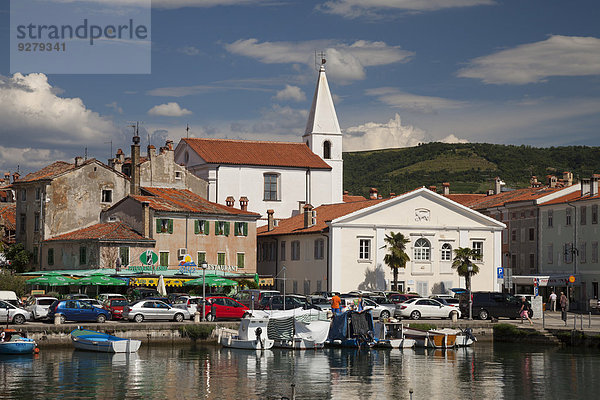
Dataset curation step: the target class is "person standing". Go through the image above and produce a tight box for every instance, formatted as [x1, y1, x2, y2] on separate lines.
[331, 293, 341, 316]
[520, 297, 533, 325]
[560, 292, 568, 325]
[549, 291, 557, 312]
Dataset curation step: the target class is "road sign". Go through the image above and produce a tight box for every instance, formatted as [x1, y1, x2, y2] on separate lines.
[139, 250, 158, 266]
[534, 286, 539, 296]
[497, 267, 504, 279]
[569, 275, 576, 283]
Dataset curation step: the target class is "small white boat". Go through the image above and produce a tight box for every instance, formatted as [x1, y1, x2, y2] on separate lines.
[373, 322, 416, 349]
[403, 327, 457, 349]
[70, 329, 141, 353]
[431, 328, 477, 347]
[219, 317, 274, 350]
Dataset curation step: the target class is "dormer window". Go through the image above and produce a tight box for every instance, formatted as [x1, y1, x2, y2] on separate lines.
[175, 171, 182, 180]
[323, 141, 331, 159]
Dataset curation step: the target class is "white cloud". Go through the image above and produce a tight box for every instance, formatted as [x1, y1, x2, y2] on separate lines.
[440, 134, 469, 144]
[366, 87, 466, 112]
[225, 39, 413, 81]
[275, 85, 306, 102]
[0, 146, 69, 171]
[178, 46, 202, 56]
[0, 73, 115, 148]
[344, 114, 426, 151]
[106, 101, 124, 114]
[318, 0, 494, 18]
[458, 35, 600, 84]
[148, 102, 193, 117]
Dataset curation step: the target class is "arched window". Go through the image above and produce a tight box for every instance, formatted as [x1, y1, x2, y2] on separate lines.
[441, 243, 452, 261]
[323, 141, 331, 159]
[414, 238, 431, 261]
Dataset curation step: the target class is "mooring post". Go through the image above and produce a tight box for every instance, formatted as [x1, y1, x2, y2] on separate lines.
[589, 312, 592, 329]
[580, 313, 583, 330]
[574, 312, 576, 330]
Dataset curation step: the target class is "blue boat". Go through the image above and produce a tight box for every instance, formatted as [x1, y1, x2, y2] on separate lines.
[0, 329, 37, 355]
[325, 310, 377, 348]
[70, 328, 141, 353]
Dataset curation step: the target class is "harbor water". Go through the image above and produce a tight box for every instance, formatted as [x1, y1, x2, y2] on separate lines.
[1, 343, 598, 399]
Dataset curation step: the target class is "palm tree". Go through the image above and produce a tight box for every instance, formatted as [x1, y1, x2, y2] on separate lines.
[383, 232, 410, 292]
[452, 247, 479, 291]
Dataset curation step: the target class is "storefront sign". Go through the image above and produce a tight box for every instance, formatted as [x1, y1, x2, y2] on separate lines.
[127, 265, 168, 272]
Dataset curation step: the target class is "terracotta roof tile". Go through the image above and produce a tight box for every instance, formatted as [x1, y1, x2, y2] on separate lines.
[182, 138, 332, 169]
[258, 198, 388, 236]
[465, 186, 569, 209]
[0, 204, 16, 230]
[343, 194, 367, 203]
[135, 187, 261, 217]
[444, 194, 487, 207]
[541, 191, 600, 206]
[46, 222, 150, 242]
[16, 161, 75, 183]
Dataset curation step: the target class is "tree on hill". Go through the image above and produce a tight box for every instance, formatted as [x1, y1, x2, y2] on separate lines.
[452, 247, 479, 292]
[383, 232, 410, 292]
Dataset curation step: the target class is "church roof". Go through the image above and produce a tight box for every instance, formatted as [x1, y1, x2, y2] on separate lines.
[181, 138, 332, 170]
[304, 65, 342, 137]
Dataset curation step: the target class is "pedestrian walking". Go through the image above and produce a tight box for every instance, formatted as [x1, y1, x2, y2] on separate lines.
[549, 291, 557, 312]
[560, 292, 568, 325]
[519, 297, 533, 325]
[331, 293, 341, 316]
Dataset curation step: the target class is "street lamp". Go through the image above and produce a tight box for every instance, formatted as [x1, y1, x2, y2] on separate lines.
[467, 261, 473, 320]
[201, 260, 208, 321]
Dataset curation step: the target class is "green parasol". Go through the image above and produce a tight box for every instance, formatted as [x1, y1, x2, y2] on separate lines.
[26, 274, 77, 286]
[73, 272, 127, 286]
[184, 275, 239, 287]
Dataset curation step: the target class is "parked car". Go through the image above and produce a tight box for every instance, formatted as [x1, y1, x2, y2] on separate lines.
[0, 291, 23, 307]
[47, 299, 112, 323]
[366, 297, 397, 319]
[204, 296, 249, 321]
[123, 300, 190, 322]
[98, 293, 127, 303]
[168, 292, 189, 304]
[234, 289, 280, 309]
[80, 299, 103, 308]
[173, 296, 204, 317]
[25, 295, 58, 320]
[308, 291, 340, 302]
[66, 293, 91, 300]
[460, 291, 529, 320]
[103, 298, 129, 320]
[431, 296, 460, 308]
[0, 300, 32, 324]
[260, 295, 320, 311]
[126, 287, 160, 301]
[394, 298, 461, 320]
[388, 293, 420, 304]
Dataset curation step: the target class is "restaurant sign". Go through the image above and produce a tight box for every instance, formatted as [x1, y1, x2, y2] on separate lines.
[127, 265, 168, 272]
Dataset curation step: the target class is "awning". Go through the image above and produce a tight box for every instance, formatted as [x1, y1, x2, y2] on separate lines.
[184, 275, 239, 287]
[129, 277, 194, 287]
[512, 274, 581, 286]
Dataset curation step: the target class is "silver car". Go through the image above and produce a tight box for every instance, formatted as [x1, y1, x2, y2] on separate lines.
[26, 296, 58, 320]
[123, 299, 190, 323]
[0, 300, 32, 324]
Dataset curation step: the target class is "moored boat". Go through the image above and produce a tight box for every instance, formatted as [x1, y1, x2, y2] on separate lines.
[403, 327, 457, 349]
[0, 329, 37, 355]
[373, 322, 416, 349]
[431, 328, 477, 347]
[219, 317, 274, 350]
[325, 310, 377, 348]
[70, 328, 141, 353]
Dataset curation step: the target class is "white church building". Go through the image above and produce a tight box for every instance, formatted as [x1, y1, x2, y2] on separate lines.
[174, 63, 343, 224]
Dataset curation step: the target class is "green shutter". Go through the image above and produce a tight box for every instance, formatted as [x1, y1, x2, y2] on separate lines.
[243, 222, 248, 236]
[215, 221, 220, 235]
[204, 220, 210, 235]
[194, 220, 200, 234]
[234, 222, 239, 236]
[156, 219, 161, 233]
[224, 222, 230, 236]
[168, 219, 173, 234]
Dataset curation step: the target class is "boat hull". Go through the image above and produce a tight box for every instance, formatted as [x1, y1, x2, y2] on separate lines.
[70, 329, 141, 353]
[220, 335, 274, 350]
[273, 338, 324, 350]
[0, 341, 36, 355]
[375, 338, 416, 349]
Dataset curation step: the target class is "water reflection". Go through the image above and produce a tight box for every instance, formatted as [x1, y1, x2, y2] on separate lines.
[0, 343, 599, 399]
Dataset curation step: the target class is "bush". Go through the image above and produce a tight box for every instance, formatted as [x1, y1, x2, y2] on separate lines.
[0, 271, 28, 297]
[179, 325, 214, 340]
[408, 323, 438, 331]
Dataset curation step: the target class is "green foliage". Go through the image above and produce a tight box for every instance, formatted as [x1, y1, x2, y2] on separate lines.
[0, 272, 27, 297]
[343, 143, 600, 197]
[238, 279, 258, 290]
[452, 247, 479, 291]
[179, 325, 214, 340]
[4, 243, 32, 273]
[493, 323, 544, 338]
[383, 232, 410, 291]
[408, 323, 438, 331]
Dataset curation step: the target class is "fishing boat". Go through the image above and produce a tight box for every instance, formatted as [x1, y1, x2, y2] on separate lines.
[373, 322, 416, 349]
[70, 328, 141, 353]
[219, 317, 274, 350]
[0, 329, 37, 355]
[325, 310, 377, 348]
[431, 328, 477, 347]
[403, 327, 457, 349]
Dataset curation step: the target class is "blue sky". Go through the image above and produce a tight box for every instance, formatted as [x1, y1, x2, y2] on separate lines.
[1, 0, 599, 173]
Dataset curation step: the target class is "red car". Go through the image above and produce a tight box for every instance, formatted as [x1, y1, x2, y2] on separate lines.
[204, 296, 248, 321]
[388, 294, 420, 304]
[103, 298, 129, 320]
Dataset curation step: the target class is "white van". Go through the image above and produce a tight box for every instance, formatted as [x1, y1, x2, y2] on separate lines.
[0, 291, 21, 307]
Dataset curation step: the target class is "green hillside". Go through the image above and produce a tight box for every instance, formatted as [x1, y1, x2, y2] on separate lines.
[343, 143, 600, 197]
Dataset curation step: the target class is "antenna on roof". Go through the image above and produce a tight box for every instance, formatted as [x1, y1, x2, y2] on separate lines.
[84, 147, 88, 160]
[128, 121, 142, 145]
[104, 140, 113, 160]
[186, 124, 190, 138]
[315, 51, 326, 71]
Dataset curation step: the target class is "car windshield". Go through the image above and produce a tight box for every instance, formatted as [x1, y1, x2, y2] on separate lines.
[38, 299, 56, 306]
[174, 297, 189, 304]
[403, 298, 418, 304]
[111, 300, 128, 306]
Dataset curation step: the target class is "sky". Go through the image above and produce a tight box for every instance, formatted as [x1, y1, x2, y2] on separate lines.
[1, 0, 599, 174]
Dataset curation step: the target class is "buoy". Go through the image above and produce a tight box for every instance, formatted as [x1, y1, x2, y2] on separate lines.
[34, 347, 40, 354]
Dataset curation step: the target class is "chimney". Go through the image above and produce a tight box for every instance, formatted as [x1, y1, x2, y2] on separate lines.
[547, 175, 557, 188]
[12, 172, 20, 183]
[130, 134, 141, 195]
[563, 171, 573, 186]
[267, 209, 275, 231]
[239, 196, 248, 211]
[343, 190, 349, 195]
[369, 188, 378, 200]
[142, 201, 150, 238]
[4, 172, 10, 185]
[303, 204, 314, 228]
[429, 185, 437, 193]
[581, 178, 590, 197]
[530, 176, 540, 188]
[494, 177, 505, 195]
[74, 156, 83, 167]
[225, 196, 235, 207]
[389, 192, 396, 198]
[166, 140, 174, 151]
[147, 145, 156, 160]
[591, 174, 600, 197]
[442, 182, 450, 195]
